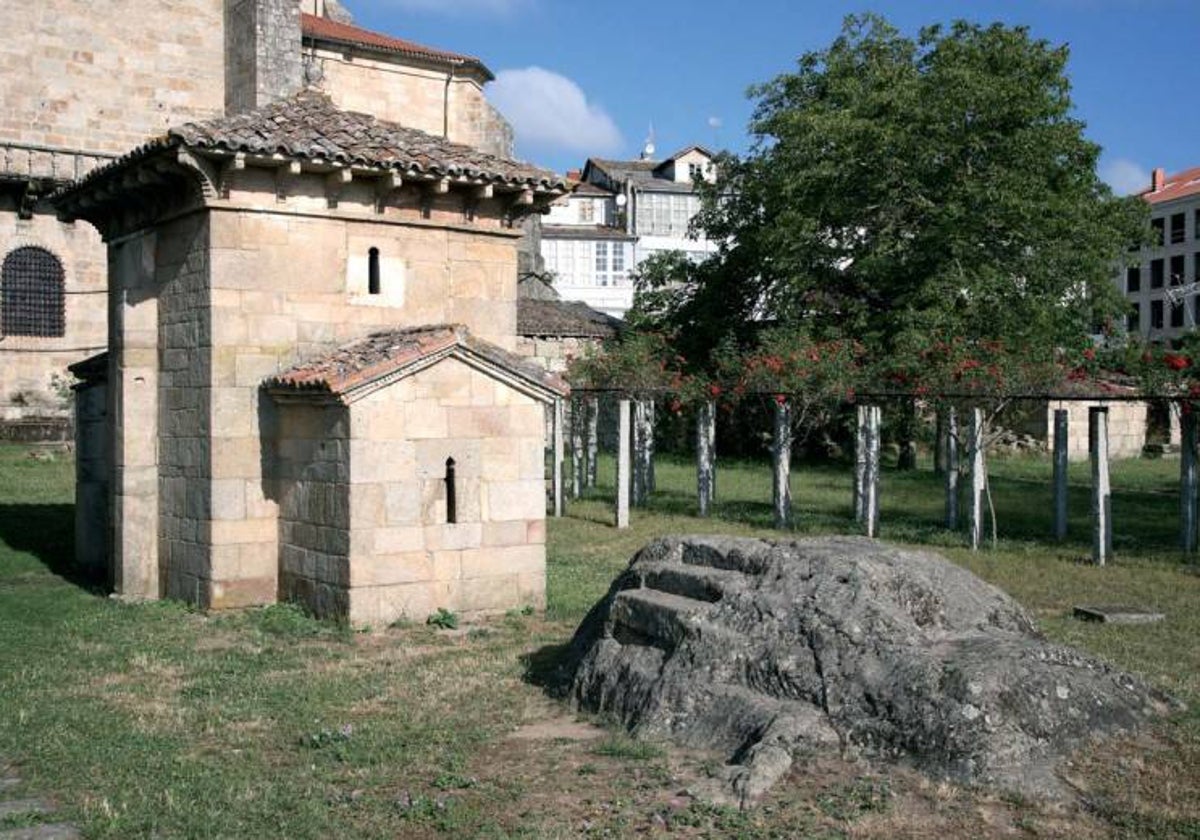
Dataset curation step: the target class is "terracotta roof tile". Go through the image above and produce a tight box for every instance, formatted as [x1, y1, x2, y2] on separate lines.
[301, 13, 492, 80]
[517, 299, 623, 339]
[170, 90, 563, 189]
[1143, 165, 1200, 205]
[266, 324, 568, 400]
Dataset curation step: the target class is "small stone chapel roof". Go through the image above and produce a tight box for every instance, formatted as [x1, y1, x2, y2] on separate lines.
[55, 90, 566, 207]
[265, 324, 569, 403]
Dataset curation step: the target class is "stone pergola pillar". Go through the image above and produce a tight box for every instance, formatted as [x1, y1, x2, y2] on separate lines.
[944, 406, 959, 530]
[1052, 408, 1069, 541]
[967, 408, 986, 551]
[859, 405, 888, 537]
[585, 395, 599, 489]
[1182, 407, 1198, 554]
[552, 397, 564, 517]
[570, 396, 584, 499]
[1090, 407, 1111, 566]
[616, 398, 631, 529]
[697, 400, 716, 517]
[772, 398, 793, 530]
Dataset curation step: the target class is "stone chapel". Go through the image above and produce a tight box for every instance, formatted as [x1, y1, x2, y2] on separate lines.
[40, 1, 570, 625]
[0, 0, 511, 436]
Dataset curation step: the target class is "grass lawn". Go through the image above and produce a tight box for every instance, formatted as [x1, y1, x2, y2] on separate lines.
[1, 443, 1198, 838]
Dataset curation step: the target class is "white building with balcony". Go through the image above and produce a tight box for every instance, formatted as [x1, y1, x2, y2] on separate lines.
[538, 145, 718, 317]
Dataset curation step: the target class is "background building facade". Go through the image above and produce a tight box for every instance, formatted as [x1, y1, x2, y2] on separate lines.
[1120, 165, 1200, 343]
[538, 145, 718, 317]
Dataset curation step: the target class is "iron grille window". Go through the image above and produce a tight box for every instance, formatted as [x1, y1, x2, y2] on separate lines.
[1, 247, 65, 337]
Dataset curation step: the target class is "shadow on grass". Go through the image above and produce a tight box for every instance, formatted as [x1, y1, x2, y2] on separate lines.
[521, 642, 574, 698]
[0, 503, 104, 592]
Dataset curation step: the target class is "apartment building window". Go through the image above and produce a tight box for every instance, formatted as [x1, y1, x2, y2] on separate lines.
[637, 193, 701, 237]
[1171, 300, 1186, 328]
[595, 242, 609, 285]
[1195, 209, 1200, 241]
[1151, 299, 1164, 329]
[1151, 258, 1165, 288]
[1171, 254, 1186, 286]
[578, 200, 595, 223]
[1152, 217, 1165, 247]
[1126, 265, 1141, 293]
[1128, 302, 1141, 333]
[612, 243, 626, 284]
[1171, 212, 1186, 244]
[1, 246, 65, 337]
[1195, 252, 1200, 283]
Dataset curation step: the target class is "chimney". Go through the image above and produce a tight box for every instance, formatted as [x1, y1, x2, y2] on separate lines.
[225, 0, 303, 115]
[1152, 167, 1166, 193]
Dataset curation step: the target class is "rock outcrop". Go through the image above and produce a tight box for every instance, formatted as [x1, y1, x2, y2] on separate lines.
[566, 536, 1179, 804]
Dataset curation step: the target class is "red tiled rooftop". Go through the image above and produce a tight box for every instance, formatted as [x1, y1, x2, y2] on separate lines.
[265, 324, 568, 402]
[1143, 165, 1200, 205]
[301, 13, 493, 80]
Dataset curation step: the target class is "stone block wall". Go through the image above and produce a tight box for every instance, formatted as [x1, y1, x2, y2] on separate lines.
[0, 0, 225, 158]
[191, 191, 521, 610]
[225, 0, 303, 114]
[74, 378, 109, 577]
[312, 48, 513, 157]
[344, 358, 546, 626]
[277, 403, 351, 616]
[157, 214, 216, 605]
[1045, 400, 1154, 461]
[107, 231, 161, 599]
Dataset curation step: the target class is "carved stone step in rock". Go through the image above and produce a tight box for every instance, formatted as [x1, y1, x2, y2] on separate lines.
[610, 588, 714, 646]
[636, 561, 744, 603]
[568, 535, 1182, 805]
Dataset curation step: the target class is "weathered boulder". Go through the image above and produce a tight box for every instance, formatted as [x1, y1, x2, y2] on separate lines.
[566, 536, 1179, 804]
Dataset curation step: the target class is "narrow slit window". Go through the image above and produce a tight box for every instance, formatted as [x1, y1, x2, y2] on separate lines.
[368, 247, 381, 295]
[444, 457, 457, 524]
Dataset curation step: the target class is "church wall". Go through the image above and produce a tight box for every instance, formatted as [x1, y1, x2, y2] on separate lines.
[156, 214, 217, 606]
[311, 48, 513, 157]
[0, 206, 107, 425]
[344, 358, 546, 626]
[0, 0, 225, 157]
[276, 402, 351, 617]
[199, 194, 521, 610]
[106, 230, 162, 599]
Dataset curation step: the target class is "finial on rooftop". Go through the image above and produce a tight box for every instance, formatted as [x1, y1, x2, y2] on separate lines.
[640, 123, 656, 161]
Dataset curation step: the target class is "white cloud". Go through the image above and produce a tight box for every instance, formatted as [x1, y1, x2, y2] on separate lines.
[488, 67, 623, 156]
[1100, 157, 1151, 196]
[369, 0, 529, 16]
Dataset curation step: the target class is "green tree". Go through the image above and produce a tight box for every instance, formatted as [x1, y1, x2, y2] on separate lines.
[638, 14, 1146, 374]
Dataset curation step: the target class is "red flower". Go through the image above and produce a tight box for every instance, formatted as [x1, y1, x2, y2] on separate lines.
[1164, 353, 1191, 371]
[774, 394, 787, 406]
[708, 383, 723, 398]
[1082, 348, 1096, 361]
[669, 399, 683, 415]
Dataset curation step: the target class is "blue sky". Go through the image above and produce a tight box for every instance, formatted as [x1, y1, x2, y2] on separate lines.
[345, 0, 1199, 193]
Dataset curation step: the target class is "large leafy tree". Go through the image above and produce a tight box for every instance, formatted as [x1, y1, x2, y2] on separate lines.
[634, 15, 1146, 377]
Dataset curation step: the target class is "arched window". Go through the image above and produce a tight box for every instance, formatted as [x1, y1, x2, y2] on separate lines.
[1, 247, 65, 337]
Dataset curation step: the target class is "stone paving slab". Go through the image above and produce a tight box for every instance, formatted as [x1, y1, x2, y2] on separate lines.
[1074, 605, 1167, 624]
[0, 825, 82, 840]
